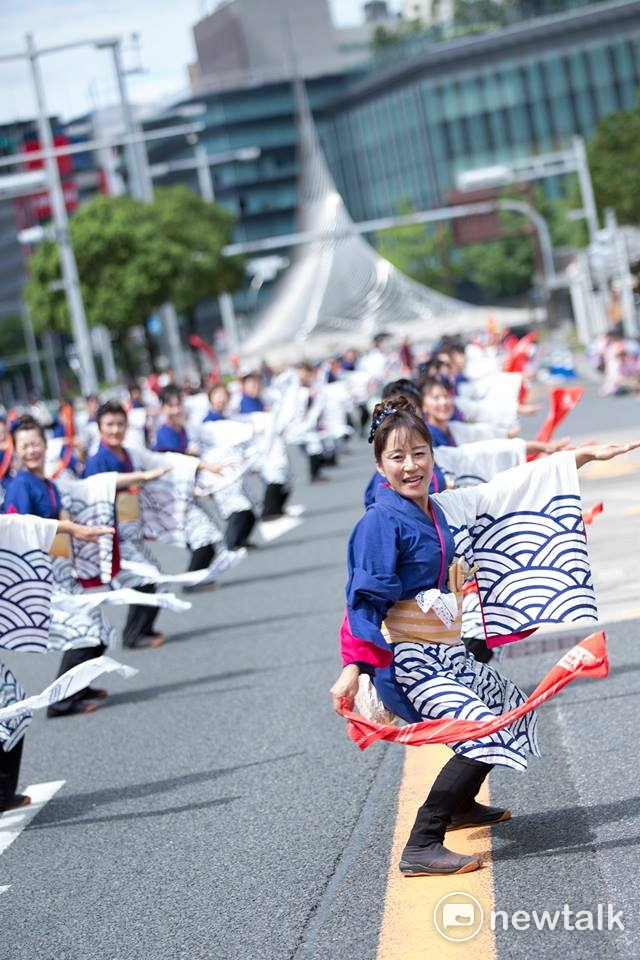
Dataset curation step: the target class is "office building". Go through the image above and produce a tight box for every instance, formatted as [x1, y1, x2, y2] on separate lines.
[323, 0, 640, 221]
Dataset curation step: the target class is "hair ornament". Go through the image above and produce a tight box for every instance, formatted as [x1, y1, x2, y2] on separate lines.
[368, 407, 395, 443]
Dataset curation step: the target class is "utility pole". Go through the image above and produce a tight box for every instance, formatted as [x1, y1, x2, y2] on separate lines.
[193, 144, 241, 355]
[26, 33, 98, 395]
[572, 136, 599, 244]
[108, 40, 145, 201]
[106, 41, 185, 381]
[20, 302, 44, 394]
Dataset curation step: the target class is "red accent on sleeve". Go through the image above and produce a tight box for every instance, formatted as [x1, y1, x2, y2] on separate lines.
[340, 611, 392, 669]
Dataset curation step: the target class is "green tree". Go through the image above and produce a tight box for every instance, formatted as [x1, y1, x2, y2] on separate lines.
[0, 312, 26, 357]
[531, 184, 587, 249]
[25, 188, 244, 339]
[151, 186, 244, 313]
[375, 202, 454, 294]
[458, 234, 534, 297]
[458, 200, 535, 298]
[588, 105, 640, 224]
[370, 16, 424, 51]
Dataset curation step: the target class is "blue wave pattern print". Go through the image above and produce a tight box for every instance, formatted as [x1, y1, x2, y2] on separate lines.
[0, 663, 31, 750]
[67, 495, 116, 583]
[0, 548, 52, 652]
[471, 494, 597, 635]
[394, 641, 539, 769]
[140, 476, 194, 547]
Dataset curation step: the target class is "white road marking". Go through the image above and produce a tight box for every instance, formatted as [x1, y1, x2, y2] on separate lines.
[0, 780, 65, 857]
[258, 516, 303, 543]
[0, 885, 11, 894]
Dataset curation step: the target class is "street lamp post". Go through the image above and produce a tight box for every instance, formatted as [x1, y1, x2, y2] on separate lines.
[222, 199, 557, 285]
[455, 137, 599, 242]
[25, 33, 99, 396]
[104, 39, 146, 201]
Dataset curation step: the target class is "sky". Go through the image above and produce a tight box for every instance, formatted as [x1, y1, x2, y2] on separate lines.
[0, 0, 383, 125]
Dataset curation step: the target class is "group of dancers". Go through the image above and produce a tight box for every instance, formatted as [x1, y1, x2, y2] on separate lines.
[0, 358, 369, 814]
[0, 328, 637, 889]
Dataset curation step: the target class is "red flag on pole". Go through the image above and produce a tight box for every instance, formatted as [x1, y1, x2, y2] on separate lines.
[536, 386, 584, 443]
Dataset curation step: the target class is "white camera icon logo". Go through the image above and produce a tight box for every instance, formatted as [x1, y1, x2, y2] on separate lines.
[434, 893, 484, 942]
[443, 903, 476, 927]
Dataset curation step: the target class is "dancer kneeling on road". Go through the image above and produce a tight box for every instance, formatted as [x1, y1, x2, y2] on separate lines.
[330, 396, 639, 877]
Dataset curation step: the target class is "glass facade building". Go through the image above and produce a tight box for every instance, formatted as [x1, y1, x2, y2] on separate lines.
[322, 0, 640, 220]
[147, 74, 350, 245]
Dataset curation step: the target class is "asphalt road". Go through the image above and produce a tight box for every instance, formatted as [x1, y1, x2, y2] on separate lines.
[2, 378, 639, 960]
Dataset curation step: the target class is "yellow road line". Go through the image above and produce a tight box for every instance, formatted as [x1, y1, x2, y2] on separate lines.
[377, 745, 497, 960]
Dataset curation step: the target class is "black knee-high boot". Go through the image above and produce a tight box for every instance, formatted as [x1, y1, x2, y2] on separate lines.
[399, 754, 490, 876]
[309, 453, 325, 482]
[188, 544, 216, 572]
[225, 510, 255, 550]
[0, 737, 26, 809]
[262, 483, 289, 519]
[449, 759, 511, 830]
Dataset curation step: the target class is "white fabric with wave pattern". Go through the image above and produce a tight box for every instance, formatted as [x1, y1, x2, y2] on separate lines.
[434, 452, 597, 639]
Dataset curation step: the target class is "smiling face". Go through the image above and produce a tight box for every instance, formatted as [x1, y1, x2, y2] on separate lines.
[13, 427, 46, 475]
[242, 375, 261, 398]
[209, 385, 229, 414]
[98, 412, 128, 451]
[376, 427, 434, 510]
[421, 382, 454, 428]
[162, 395, 184, 428]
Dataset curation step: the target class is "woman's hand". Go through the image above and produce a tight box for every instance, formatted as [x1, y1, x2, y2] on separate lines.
[142, 466, 172, 483]
[517, 402, 542, 416]
[198, 461, 229, 475]
[575, 439, 640, 469]
[525, 437, 571, 456]
[329, 664, 361, 713]
[542, 436, 571, 454]
[59, 521, 114, 543]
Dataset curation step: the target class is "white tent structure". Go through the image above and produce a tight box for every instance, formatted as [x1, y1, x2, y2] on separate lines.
[240, 82, 531, 362]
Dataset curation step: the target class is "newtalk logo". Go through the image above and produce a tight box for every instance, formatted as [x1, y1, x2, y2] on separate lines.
[433, 893, 624, 942]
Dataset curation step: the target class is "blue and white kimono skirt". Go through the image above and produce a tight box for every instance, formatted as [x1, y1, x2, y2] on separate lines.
[84, 444, 161, 589]
[153, 425, 225, 550]
[3, 470, 115, 651]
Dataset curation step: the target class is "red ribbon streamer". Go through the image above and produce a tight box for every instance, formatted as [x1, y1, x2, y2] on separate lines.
[339, 631, 608, 751]
[582, 502, 604, 525]
[503, 331, 538, 374]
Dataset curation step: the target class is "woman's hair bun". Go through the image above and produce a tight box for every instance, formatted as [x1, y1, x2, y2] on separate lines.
[370, 394, 417, 422]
